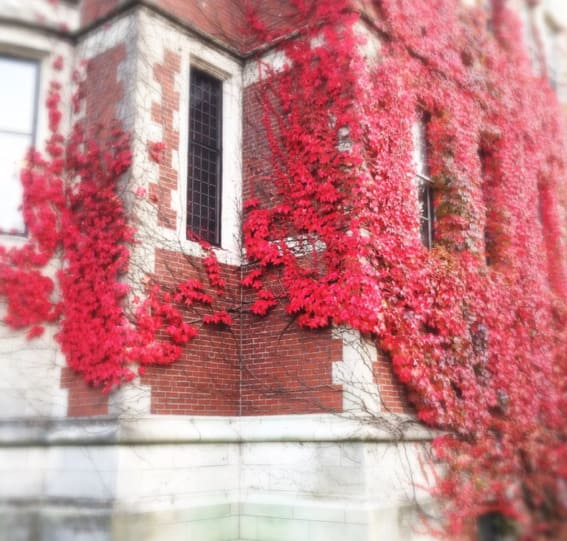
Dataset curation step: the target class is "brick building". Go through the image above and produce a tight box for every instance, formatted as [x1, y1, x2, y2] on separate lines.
[0, 1, 566, 540]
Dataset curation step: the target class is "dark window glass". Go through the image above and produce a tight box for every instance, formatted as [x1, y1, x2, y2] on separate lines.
[187, 68, 222, 245]
[419, 178, 434, 249]
[479, 144, 496, 266]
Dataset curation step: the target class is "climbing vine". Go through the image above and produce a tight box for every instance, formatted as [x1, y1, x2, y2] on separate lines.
[242, 0, 567, 538]
[1, 0, 566, 538]
[0, 58, 231, 391]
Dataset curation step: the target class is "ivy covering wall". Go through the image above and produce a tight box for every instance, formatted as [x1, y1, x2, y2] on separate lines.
[242, 0, 567, 538]
[0, 0, 566, 538]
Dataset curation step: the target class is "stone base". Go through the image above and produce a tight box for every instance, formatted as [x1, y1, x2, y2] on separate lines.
[0, 502, 432, 541]
[0, 415, 435, 541]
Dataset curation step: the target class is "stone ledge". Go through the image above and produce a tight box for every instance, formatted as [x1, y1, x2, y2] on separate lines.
[0, 413, 435, 447]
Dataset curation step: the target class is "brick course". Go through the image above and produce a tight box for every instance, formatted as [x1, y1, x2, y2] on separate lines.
[61, 367, 109, 416]
[240, 304, 343, 415]
[141, 248, 241, 415]
[374, 355, 412, 414]
[80, 0, 122, 27]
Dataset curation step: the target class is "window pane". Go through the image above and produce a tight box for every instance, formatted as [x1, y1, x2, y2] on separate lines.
[419, 183, 434, 249]
[0, 57, 37, 134]
[187, 68, 222, 245]
[0, 132, 30, 234]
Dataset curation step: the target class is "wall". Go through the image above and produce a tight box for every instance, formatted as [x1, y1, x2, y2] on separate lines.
[80, 0, 122, 26]
[3, 1, 565, 540]
[0, 414, 434, 541]
[0, 0, 80, 31]
[0, 0, 76, 420]
[123, 8, 244, 417]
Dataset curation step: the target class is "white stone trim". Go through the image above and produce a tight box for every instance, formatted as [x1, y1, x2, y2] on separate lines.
[543, 0, 567, 29]
[0, 436, 435, 540]
[354, 19, 382, 63]
[332, 328, 382, 416]
[0, 490, 435, 541]
[0, 413, 434, 446]
[243, 48, 289, 87]
[133, 9, 243, 266]
[77, 14, 135, 63]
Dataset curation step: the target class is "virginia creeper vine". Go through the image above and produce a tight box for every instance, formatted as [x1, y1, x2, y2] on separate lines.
[242, 0, 567, 538]
[1, 1, 566, 538]
[0, 58, 230, 391]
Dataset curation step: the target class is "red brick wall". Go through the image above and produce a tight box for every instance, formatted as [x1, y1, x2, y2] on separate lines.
[140, 249, 241, 415]
[374, 354, 412, 414]
[242, 80, 277, 206]
[151, 0, 244, 49]
[84, 43, 127, 141]
[242, 73, 411, 416]
[61, 368, 109, 416]
[240, 80, 344, 415]
[80, 0, 122, 26]
[240, 303, 343, 415]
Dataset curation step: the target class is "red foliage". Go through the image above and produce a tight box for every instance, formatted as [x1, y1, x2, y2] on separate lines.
[203, 310, 233, 326]
[250, 289, 278, 316]
[0, 66, 231, 392]
[243, 0, 567, 538]
[2, 1, 566, 536]
[148, 141, 165, 164]
[203, 253, 226, 291]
